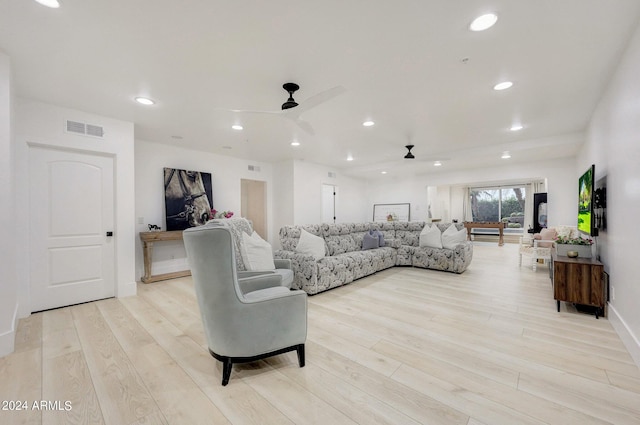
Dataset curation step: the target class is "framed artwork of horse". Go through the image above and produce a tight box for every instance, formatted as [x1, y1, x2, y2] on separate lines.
[164, 168, 213, 231]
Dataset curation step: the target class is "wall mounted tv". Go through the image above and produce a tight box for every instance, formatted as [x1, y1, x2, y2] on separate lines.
[578, 164, 598, 236]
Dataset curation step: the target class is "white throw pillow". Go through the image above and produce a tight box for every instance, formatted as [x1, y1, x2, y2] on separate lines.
[240, 231, 276, 270]
[296, 229, 326, 261]
[441, 224, 467, 250]
[419, 224, 442, 249]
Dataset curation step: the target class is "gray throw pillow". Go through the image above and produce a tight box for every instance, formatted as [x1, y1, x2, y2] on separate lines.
[362, 232, 379, 250]
[371, 229, 385, 247]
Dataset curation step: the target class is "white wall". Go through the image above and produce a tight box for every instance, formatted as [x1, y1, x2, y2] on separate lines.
[134, 140, 275, 280]
[0, 52, 17, 357]
[292, 160, 369, 225]
[581, 21, 640, 366]
[13, 99, 137, 320]
[272, 160, 294, 249]
[368, 157, 577, 226]
[368, 177, 430, 222]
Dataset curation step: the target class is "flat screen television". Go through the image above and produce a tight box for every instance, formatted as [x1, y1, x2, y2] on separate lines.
[578, 164, 598, 236]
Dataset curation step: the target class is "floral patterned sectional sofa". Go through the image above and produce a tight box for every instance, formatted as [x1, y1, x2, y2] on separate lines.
[274, 222, 473, 295]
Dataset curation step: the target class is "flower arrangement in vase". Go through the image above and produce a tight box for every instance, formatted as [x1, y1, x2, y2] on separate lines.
[554, 235, 593, 258]
[211, 209, 234, 219]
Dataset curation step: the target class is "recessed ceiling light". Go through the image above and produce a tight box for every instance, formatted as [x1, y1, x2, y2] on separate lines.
[501, 151, 511, 159]
[34, 0, 60, 8]
[362, 120, 375, 127]
[135, 97, 155, 105]
[231, 124, 243, 130]
[510, 124, 523, 131]
[493, 81, 513, 91]
[470, 13, 498, 31]
[346, 155, 354, 161]
[290, 141, 300, 146]
[434, 161, 442, 167]
[381, 171, 387, 174]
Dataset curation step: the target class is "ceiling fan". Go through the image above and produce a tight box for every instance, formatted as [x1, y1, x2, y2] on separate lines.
[402, 144, 450, 164]
[404, 144, 415, 159]
[229, 83, 346, 135]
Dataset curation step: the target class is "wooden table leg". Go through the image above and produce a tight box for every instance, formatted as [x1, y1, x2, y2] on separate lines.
[142, 241, 153, 283]
[498, 227, 504, 246]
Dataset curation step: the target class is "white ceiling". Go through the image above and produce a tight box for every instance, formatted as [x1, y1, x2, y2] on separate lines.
[2, 1, 640, 179]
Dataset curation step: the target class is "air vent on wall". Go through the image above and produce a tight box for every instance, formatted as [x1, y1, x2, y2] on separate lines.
[247, 165, 261, 172]
[65, 120, 105, 138]
[328, 172, 337, 178]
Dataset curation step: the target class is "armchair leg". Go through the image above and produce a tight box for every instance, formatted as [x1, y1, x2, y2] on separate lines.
[221, 358, 233, 386]
[296, 344, 306, 368]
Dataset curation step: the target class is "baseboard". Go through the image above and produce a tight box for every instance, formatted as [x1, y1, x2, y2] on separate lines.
[117, 280, 137, 298]
[0, 303, 19, 357]
[608, 302, 640, 369]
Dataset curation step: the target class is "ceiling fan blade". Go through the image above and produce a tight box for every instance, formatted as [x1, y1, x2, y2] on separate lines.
[292, 118, 315, 135]
[227, 108, 284, 115]
[291, 85, 346, 115]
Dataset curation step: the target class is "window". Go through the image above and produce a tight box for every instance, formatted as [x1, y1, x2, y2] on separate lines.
[470, 186, 526, 233]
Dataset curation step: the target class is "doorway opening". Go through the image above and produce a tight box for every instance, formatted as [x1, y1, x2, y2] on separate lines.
[241, 179, 267, 238]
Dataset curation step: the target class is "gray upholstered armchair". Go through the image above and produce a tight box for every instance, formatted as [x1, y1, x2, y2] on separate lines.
[183, 223, 307, 386]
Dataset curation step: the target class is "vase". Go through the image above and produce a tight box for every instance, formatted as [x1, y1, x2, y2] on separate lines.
[556, 243, 592, 258]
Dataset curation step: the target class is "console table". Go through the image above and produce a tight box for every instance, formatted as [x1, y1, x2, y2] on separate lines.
[139, 231, 191, 283]
[551, 252, 605, 318]
[463, 221, 504, 246]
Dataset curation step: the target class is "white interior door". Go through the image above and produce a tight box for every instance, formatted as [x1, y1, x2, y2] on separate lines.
[29, 146, 115, 312]
[322, 184, 337, 223]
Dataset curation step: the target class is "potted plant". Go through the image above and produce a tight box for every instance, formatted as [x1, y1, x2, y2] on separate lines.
[554, 235, 593, 258]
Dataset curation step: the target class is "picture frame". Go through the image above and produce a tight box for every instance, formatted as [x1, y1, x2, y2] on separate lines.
[373, 203, 410, 222]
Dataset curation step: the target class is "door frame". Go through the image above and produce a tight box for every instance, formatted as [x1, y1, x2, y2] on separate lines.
[27, 144, 117, 312]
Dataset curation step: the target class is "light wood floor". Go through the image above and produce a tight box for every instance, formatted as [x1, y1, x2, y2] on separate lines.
[2, 243, 640, 425]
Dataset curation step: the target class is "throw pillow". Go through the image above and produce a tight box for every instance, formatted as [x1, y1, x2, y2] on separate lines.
[240, 231, 276, 270]
[370, 229, 385, 247]
[537, 227, 557, 248]
[362, 232, 379, 250]
[419, 224, 442, 249]
[296, 229, 326, 261]
[441, 224, 467, 249]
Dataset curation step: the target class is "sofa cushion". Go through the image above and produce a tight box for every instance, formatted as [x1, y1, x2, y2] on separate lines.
[419, 224, 442, 248]
[362, 232, 379, 250]
[394, 221, 425, 246]
[240, 231, 276, 270]
[296, 229, 326, 261]
[441, 224, 467, 249]
[279, 224, 324, 251]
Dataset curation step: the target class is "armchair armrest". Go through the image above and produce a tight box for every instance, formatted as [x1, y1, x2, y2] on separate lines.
[533, 239, 555, 249]
[274, 258, 292, 270]
[237, 272, 282, 294]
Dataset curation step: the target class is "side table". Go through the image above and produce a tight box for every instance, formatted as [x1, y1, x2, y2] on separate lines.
[139, 231, 191, 283]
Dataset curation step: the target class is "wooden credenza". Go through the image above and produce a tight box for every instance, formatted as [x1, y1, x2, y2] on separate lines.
[551, 252, 605, 318]
[139, 231, 191, 283]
